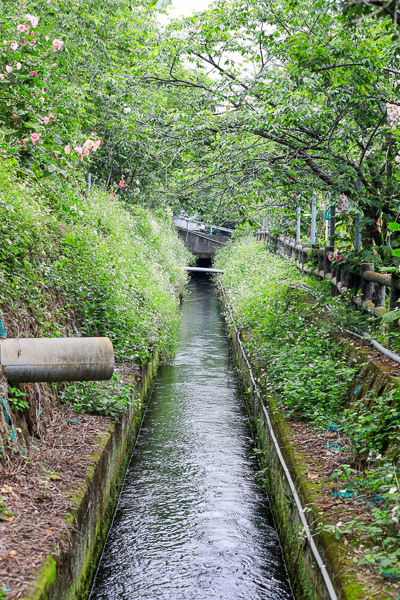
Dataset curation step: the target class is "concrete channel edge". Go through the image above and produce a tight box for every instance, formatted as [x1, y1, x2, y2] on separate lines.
[21, 352, 159, 600]
[218, 280, 400, 600]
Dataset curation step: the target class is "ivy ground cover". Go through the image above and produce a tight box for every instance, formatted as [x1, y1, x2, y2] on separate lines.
[216, 238, 400, 597]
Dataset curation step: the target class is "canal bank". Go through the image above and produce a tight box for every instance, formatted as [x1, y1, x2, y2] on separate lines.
[21, 356, 159, 600]
[215, 238, 400, 600]
[89, 274, 293, 600]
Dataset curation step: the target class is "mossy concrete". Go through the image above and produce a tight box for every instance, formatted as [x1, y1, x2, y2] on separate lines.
[21, 352, 159, 600]
[222, 300, 399, 600]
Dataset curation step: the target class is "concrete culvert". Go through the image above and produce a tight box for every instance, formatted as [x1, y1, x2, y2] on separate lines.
[0, 337, 114, 383]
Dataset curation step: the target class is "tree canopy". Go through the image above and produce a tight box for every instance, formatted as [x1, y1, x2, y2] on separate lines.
[2, 0, 400, 259]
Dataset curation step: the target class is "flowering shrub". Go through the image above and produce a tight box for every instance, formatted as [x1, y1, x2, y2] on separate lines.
[0, 159, 191, 363]
[216, 238, 356, 426]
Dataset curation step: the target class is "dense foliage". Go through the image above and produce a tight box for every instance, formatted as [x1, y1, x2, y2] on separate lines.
[217, 238, 400, 579]
[3, 0, 400, 248]
[0, 159, 191, 363]
[216, 237, 356, 425]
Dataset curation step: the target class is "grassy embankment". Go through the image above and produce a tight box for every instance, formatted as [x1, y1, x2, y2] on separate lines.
[0, 158, 192, 456]
[216, 237, 400, 597]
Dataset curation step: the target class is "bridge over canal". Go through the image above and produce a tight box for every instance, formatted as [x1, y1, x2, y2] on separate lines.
[176, 227, 229, 265]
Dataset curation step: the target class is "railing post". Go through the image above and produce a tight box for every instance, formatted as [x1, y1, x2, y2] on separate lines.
[361, 263, 374, 304]
[355, 177, 362, 251]
[330, 204, 336, 248]
[324, 246, 334, 278]
[286, 236, 292, 259]
[296, 204, 301, 242]
[375, 282, 386, 309]
[336, 263, 342, 293]
[311, 244, 319, 275]
[311, 190, 317, 245]
[390, 273, 400, 311]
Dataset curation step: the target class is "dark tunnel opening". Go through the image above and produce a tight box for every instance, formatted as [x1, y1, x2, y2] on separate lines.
[196, 257, 212, 268]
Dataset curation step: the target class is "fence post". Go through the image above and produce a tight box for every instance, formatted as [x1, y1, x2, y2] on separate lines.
[355, 177, 362, 251]
[296, 204, 301, 242]
[311, 190, 317, 245]
[330, 204, 336, 248]
[375, 282, 386, 309]
[361, 263, 374, 304]
[324, 246, 334, 278]
[87, 172, 92, 192]
[390, 274, 400, 311]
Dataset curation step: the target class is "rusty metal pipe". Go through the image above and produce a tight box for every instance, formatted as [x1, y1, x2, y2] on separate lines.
[1, 337, 114, 383]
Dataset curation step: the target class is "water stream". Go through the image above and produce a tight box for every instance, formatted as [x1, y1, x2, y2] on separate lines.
[89, 275, 293, 600]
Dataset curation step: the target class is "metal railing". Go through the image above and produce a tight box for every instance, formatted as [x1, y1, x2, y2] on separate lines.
[255, 230, 400, 317]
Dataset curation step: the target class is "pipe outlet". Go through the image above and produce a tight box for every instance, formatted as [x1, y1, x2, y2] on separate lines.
[0, 337, 114, 383]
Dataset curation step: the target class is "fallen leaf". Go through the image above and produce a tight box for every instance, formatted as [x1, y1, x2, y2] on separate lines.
[9, 550, 17, 557]
[308, 473, 318, 481]
[1, 485, 12, 494]
[50, 474, 62, 481]
[45, 530, 53, 534]
[1, 515, 14, 522]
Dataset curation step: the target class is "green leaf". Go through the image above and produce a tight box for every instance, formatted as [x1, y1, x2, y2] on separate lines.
[388, 222, 400, 231]
[381, 310, 400, 323]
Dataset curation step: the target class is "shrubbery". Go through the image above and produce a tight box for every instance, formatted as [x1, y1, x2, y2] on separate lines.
[0, 159, 191, 364]
[216, 237, 355, 427]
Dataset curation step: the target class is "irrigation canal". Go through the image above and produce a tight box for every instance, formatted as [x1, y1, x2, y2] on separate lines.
[89, 274, 293, 600]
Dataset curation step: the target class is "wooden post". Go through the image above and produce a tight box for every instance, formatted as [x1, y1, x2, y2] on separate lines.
[330, 205, 336, 248]
[355, 177, 362, 251]
[361, 263, 374, 303]
[311, 190, 317, 245]
[390, 273, 400, 311]
[374, 283, 386, 309]
[296, 204, 301, 242]
[324, 246, 334, 278]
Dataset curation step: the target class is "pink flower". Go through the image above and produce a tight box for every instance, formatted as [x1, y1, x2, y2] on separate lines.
[21, 39, 27, 46]
[336, 256, 342, 262]
[119, 180, 125, 188]
[2, 41, 7, 45]
[30, 71, 37, 76]
[10, 42, 18, 51]
[39, 97, 45, 103]
[45, 35, 49, 41]
[48, 113, 55, 119]
[0, 74, 4, 81]
[25, 14, 39, 28]
[31, 132, 41, 145]
[83, 147, 90, 156]
[17, 24, 25, 32]
[43, 116, 49, 124]
[328, 253, 334, 262]
[23, 138, 28, 143]
[83, 139, 93, 149]
[395, 156, 400, 164]
[92, 140, 101, 152]
[16, 62, 22, 70]
[5, 66, 12, 73]
[64, 145, 71, 154]
[30, 31, 35, 36]
[52, 39, 63, 52]
[74, 146, 83, 155]
[41, 88, 45, 94]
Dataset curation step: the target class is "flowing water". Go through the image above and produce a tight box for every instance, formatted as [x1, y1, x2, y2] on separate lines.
[89, 275, 293, 600]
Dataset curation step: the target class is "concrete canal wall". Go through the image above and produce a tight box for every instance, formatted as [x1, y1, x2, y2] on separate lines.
[220, 288, 399, 600]
[22, 353, 159, 600]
